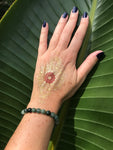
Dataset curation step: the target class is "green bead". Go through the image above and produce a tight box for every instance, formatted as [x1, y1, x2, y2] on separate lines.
[41, 109, 46, 114]
[32, 108, 36, 112]
[37, 108, 41, 113]
[54, 115, 58, 120]
[54, 115, 59, 124]
[51, 112, 55, 118]
[24, 108, 28, 113]
[21, 109, 25, 115]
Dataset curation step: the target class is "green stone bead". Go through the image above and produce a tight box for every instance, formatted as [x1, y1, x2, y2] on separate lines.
[24, 108, 28, 113]
[51, 112, 55, 118]
[32, 108, 36, 112]
[54, 115, 59, 124]
[37, 108, 41, 113]
[41, 109, 46, 114]
[54, 115, 58, 120]
[21, 109, 25, 115]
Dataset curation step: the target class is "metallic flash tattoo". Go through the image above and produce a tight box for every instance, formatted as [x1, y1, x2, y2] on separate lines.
[37, 57, 64, 99]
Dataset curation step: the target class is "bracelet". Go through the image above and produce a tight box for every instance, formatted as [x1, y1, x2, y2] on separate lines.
[21, 108, 59, 125]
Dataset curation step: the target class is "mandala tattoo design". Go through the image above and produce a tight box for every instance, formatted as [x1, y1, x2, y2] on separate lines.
[37, 57, 64, 99]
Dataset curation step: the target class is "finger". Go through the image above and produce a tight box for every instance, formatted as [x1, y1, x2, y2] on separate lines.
[68, 13, 89, 59]
[48, 13, 68, 50]
[38, 21, 48, 56]
[57, 7, 78, 50]
[76, 51, 105, 86]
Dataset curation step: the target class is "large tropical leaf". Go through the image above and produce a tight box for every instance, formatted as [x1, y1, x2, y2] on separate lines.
[0, 0, 113, 150]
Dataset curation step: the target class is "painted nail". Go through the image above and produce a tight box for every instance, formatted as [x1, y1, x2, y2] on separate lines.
[62, 12, 68, 18]
[83, 12, 88, 18]
[96, 52, 105, 61]
[43, 21, 46, 27]
[72, 6, 78, 13]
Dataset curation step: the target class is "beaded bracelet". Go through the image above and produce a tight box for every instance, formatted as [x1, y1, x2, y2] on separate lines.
[21, 108, 59, 125]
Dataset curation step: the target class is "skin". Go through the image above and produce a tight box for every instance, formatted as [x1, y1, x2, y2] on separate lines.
[37, 57, 64, 99]
[5, 9, 103, 150]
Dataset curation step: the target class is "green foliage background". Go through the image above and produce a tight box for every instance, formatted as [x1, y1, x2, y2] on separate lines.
[0, 0, 113, 150]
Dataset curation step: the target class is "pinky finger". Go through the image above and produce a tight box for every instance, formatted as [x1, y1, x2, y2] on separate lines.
[38, 21, 49, 56]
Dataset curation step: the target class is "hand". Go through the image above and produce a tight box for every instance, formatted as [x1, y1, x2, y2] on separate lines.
[5, 8, 105, 150]
[30, 9, 104, 110]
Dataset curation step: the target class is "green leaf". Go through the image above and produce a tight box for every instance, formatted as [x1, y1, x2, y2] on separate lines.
[0, 0, 113, 150]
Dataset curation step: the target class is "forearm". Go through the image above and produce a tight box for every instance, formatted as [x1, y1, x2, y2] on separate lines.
[5, 98, 61, 150]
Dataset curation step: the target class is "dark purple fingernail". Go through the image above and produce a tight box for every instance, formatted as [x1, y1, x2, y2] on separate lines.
[62, 12, 68, 18]
[83, 12, 88, 18]
[96, 52, 105, 61]
[43, 21, 46, 27]
[72, 6, 78, 13]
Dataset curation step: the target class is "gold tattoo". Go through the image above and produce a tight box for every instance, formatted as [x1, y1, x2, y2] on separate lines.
[37, 57, 64, 99]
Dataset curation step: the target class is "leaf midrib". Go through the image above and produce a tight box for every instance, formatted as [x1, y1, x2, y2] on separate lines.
[77, 0, 97, 66]
[49, 1, 98, 150]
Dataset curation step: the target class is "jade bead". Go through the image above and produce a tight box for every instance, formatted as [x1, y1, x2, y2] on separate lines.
[51, 112, 55, 118]
[54, 115, 58, 120]
[41, 109, 46, 114]
[54, 115, 59, 124]
[21, 110, 25, 115]
[32, 108, 36, 112]
[24, 108, 28, 113]
[37, 108, 41, 113]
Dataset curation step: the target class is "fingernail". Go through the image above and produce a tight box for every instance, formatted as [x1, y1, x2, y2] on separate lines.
[43, 21, 46, 27]
[72, 6, 78, 13]
[83, 12, 88, 18]
[62, 12, 68, 18]
[96, 52, 105, 61]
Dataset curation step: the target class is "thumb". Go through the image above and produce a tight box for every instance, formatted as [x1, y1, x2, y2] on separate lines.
[76, 50, 105, 86]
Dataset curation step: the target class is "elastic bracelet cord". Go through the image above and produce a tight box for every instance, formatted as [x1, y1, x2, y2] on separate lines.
[21, 108, 59, 125]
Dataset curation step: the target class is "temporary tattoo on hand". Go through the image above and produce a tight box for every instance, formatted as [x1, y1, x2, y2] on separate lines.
[44, 72, 55, 84]
[37, 57, 64, 99]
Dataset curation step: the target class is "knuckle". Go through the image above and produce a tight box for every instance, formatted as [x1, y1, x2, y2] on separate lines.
[58, 19, 66, 26]
[86, 57, 92, 64]
[41, 29, 47, 35]
[49, 33, 59, 47]
[39, 40, 46, 47]
[39, 39, 44, 45]
[63, 27, 72, 36]
[81, 18, 89, 26]
[69, 14, 76, 22]
[75, 31, 83, 41]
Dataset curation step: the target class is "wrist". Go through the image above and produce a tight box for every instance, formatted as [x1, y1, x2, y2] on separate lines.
[27, 97, 62, 114]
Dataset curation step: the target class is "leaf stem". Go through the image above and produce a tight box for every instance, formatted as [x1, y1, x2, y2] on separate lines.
[49, 0, 98, 150]
[77, 0, 97, 66]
